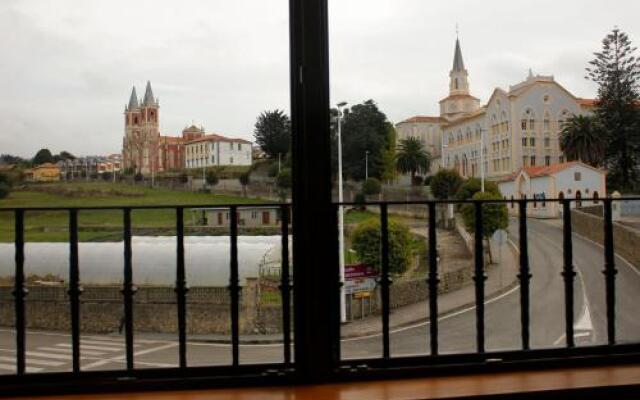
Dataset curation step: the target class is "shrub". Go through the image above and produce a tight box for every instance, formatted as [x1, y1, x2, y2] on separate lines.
[430, 169, 463, 200]
[353, 192, 366, 211]
[134, 173, 144, 182]
[276, 168, 292, 189]
[456, 177, 500, 200]
[351, 219, 412, 274]
[205, 171, 218, 186]
[0, 172, 12, 188]
[460, 191, 508, 264]
[0, 182, 9, 199]
[423, 175, 432, 186]
[267, 163, 280, 178]
[361, 177, 381, 196]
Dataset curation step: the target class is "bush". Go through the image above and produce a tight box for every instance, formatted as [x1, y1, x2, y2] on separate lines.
[351, 219, 412, 274]
[430, 169, 463, 200]
[205, 171, 218, 186]
[134, 173, 144, 182]
[180, 173, 190, 184]
[267, 163, 280, 178]
[456, 177, 500, 200]
[101, 172, 113, 181]
[361, 177, 381, 196]
[460, 191, 508, 264]
[0, 182, 9, 199]
[276, 168, 292, 189]
[423, 175, 432, 186]
[0, 172, 13, 188]
[353, 192, 366, 211]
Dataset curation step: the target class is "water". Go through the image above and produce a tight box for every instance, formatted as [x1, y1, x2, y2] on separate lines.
[0, 236, 280, 286]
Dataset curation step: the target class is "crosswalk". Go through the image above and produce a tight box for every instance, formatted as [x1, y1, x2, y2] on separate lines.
[0, 336, 149, 373]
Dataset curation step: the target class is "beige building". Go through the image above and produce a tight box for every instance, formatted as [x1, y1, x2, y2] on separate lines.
[397, 37, 595, 180]
[24, 163, 61, 182]
[192, 207, 285, 228]
[185, 134, 252, 169]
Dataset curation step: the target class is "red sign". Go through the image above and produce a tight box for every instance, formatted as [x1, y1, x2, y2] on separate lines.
[345, 264, 377, 280]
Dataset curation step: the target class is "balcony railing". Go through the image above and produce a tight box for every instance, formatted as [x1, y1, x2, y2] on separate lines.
[1, 197, 639, 395]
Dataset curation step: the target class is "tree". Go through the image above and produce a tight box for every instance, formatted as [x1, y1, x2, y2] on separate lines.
[276, 168, 292, 202]
[32, 149, 54, 165]
[351, 219, 412, 274]
[254, 110, 291, 159]
[341, 100, 393, 180]
[0, 182, 9, 200]
[395, 137, 432, 185]
[461, 192, 508, 264]
[59, 151, 76, 160]
[361, 177, 381, 197]
[456, 177, 500, 200]
[430, 169, 463, 200]
[239, 172, 250, 197]
[205, 170, 219, 186]
[380, 125, 398, 184]
[586, 27, 640, 190]
[559, 115, 606, 167]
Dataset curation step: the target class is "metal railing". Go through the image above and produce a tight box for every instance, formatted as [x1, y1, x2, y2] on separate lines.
[2, 203, 293, 382]
[1, 197, 640, 392]
[334, 196, 640, 371]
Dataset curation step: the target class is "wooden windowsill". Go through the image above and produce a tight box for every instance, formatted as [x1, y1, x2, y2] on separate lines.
[6, 364, 640, 400]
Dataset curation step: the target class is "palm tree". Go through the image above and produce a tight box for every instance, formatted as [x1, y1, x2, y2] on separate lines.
[395, 137, 431, 185]
[560, 115, 606, 167]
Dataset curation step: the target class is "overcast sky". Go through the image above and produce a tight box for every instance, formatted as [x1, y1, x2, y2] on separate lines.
[1, 0, 639, 158]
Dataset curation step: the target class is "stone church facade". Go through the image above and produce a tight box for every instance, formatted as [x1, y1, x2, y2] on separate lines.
[396, 37, 595, 180]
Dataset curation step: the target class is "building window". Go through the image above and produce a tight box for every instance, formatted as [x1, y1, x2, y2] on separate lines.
[529, 119, 535, 130]
[544, 137, 550, 148]
[238, 143, 242, 150]
[522, 138, 527, 147]
[230, 157, 234, 164]
[523, 156, 528, 166]
[593, 191, 600, 204]
[545, 155, 551, 166]
[530, 156, 536, 166]
[521, 119, 527, 130]
[574, 172, 582, 181]
[559, 155, 565, 163]
[530, 138, 535, 146]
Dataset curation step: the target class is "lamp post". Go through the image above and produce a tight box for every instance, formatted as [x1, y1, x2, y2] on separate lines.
[337, 101, 348, 323]
[365, 150, 369, 180]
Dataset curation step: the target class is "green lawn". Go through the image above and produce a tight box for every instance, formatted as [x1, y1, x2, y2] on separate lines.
[0, 182, 267, 242]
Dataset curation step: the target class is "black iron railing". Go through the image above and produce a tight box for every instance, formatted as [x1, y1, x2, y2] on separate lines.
[1, 203, 294, 385]
[333, 196, 640, 371]
[1, 197, 640, 393]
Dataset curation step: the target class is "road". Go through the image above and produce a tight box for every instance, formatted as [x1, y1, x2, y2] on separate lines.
[1, 218, 639, 373]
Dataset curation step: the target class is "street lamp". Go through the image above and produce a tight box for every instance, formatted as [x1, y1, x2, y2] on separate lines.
[336, 101, 348, 323]
[365, 150, 369, 180]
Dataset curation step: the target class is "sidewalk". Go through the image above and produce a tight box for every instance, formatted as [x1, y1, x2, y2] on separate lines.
[339, 234, 519, 338]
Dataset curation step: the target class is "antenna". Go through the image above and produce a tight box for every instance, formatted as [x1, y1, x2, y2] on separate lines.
[456, 23, 459, 38]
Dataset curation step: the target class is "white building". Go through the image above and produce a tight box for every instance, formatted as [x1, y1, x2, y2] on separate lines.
[498, 161, 606, 218]
[185, 134, 252, 169]
[396, 37, 596, 180]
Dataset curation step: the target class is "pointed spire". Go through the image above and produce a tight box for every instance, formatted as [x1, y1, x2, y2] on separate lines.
[453, 38, 465, 72]
[128, 86, 139, 110]
[143, 81, 156, 106]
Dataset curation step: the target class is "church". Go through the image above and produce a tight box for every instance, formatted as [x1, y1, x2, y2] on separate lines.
[396, 37, 595, 180]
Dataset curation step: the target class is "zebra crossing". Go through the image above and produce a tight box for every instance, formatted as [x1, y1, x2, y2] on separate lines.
[0, 336, 165, 373]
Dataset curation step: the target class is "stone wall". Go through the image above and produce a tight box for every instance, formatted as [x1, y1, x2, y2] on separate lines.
[571, 209, 640, 268]
[0, 282, 261, 335]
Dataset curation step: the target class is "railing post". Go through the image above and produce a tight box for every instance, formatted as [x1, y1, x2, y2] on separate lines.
[229, 205, 241, 367]
[122, 208, 136, 371]
[379, 204, 392, 360]
[279, 204, 292, 366]
[603, 198, 617, 345]
[175, 207, 188, 368]
[562, 200, 576, 348]
[473, 202, 486, 354]
[518, 200, 532, 350]
[68, 209, 82, 373]
[13, 209, 27, 375]
[427, 202, 439, 355]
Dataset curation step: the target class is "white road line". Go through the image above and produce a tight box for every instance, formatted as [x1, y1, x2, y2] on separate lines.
[82, 342, 179, 371]
[80, 340, 128, 347]
[0, 356, 63, 367]
[37, 347, 107, 356]
[0, 363, 43, 373]
[56, 344, 123, 352]
[24, 351, 72, 361]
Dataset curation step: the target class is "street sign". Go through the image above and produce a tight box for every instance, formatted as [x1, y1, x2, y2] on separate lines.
[345, 264, 377, 280]
[344, 277, 377, 295]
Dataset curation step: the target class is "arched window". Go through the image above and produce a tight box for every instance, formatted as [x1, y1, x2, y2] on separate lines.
[558, 109, 570, 130]
[576, 190, 582, 208]
[510, 195, 514, 208]
[543, 111, 550, 131]
[558, 191, 564, 200]
[593, 191, 600, 204]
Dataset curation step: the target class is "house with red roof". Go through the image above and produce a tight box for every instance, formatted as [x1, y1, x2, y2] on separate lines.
[497, 161, 606, 218]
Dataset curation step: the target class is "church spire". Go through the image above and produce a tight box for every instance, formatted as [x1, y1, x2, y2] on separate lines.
[127, 86, 139, 110]
[143, 81, 156, 106]
[452, 38, 465, 72]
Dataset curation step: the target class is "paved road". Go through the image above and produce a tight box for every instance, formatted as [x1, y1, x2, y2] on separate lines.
[1, 217, 639, 372]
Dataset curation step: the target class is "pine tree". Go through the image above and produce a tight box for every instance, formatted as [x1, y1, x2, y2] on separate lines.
[586, 27, 640, 190]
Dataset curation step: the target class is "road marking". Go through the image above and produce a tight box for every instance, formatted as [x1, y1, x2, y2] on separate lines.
[56, 344, 123, 352]
[24, 351, 72, 361]
[570, 231, 640, 277]
[80, 340, 128, 347]
[0, 363, 43, 373]
[82, 342, 179, 370]
[37, 347, 107, 356]
[0, 356, 63, 367]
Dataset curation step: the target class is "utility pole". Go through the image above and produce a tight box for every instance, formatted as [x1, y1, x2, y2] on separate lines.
[365, 150, 369, 180]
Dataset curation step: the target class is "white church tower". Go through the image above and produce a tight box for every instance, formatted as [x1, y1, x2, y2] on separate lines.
[439, 37, 481, 121]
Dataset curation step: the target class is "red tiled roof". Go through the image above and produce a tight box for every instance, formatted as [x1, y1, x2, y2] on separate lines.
[186, 134, 252, 145]
[397, 116, 444, 124]
[501, 161, 603, 182]
[577, 98, 597, 107]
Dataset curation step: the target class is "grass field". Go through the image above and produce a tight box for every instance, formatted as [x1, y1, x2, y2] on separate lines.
[0, 182, 268, 242]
